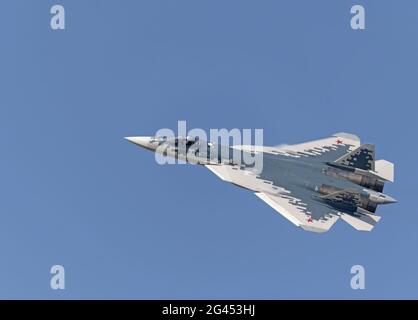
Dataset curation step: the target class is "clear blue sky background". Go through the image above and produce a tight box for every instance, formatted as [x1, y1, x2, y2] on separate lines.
[1, 0, 417, 299]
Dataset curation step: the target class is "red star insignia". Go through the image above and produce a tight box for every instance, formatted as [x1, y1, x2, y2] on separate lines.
[336, 139, 343, 144]
[307, 218, 313, 223]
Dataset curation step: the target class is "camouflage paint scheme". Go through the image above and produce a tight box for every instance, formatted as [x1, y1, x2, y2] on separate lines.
[126, 133, 396, 233]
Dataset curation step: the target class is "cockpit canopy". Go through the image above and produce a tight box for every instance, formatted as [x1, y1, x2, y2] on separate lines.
[151, 135, 199, 145]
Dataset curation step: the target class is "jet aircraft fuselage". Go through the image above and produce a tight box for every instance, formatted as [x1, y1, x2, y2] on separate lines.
[126, 133, 396, 233]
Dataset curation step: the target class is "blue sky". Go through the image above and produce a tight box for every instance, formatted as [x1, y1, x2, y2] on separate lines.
[0, 0, 417, 299]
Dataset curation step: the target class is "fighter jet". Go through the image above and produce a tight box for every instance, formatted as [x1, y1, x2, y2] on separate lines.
[125, 133, 396, 233]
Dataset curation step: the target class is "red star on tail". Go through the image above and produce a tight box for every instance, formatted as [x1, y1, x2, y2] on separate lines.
[336, 139, 343, 144]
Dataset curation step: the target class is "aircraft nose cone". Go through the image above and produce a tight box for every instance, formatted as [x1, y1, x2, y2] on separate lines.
[124, 136, 152, 149]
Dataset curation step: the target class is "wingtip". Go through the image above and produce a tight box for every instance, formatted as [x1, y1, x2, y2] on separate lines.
[332, 132, 361, 142]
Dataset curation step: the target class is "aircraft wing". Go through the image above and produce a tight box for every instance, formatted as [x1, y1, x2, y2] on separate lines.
[206, 164, 382, 233]
[269, 132, 361, 162]
[255, 192, 340, 233]
[256, 187, 382, 233]
[204, 164, 336, 232]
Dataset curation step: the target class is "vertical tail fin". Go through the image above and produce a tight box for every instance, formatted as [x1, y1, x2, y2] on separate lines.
[334, 144, 375, 171]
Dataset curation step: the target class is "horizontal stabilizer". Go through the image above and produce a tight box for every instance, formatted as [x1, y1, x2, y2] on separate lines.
[340, 210, 381, 231]
[374, 159, 394, 182]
